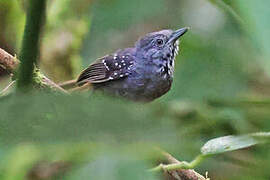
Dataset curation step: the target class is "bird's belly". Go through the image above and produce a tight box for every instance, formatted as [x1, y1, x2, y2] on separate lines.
[142, 76, 173, 101]
[94, 75, 172, 102]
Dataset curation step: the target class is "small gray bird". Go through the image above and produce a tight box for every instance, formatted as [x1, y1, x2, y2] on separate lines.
[77, 27, 189, 102]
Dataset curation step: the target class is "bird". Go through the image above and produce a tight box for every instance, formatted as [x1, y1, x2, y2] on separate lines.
[77, 27, 189, 102]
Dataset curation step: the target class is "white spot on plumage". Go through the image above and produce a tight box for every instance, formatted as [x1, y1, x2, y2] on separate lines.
[114, 72, 117, 75]
[115, 62, 118, 66]
[103, 61, 109, 70]
[114, 56, 117, 60]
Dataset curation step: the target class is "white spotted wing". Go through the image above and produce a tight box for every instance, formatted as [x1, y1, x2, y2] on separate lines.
[77, 54, 134, 86]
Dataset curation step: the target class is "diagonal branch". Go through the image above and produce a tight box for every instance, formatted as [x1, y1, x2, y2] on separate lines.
[0, 48, 68, 94]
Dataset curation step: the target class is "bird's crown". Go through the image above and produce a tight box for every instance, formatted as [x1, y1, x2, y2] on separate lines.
[135, 27, 189, 51]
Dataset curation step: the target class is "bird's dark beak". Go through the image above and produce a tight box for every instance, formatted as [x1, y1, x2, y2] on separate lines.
[168, 27, 189, 43]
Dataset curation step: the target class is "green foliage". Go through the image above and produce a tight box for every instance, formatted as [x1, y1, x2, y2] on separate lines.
[0, 0, 25, 51]
[201, 132, 270, 155]
[236, 0, 270, 75]
[0, 93, 178, 144]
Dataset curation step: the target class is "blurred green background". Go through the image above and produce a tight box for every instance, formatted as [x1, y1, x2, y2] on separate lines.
[0, 0, 270, 179]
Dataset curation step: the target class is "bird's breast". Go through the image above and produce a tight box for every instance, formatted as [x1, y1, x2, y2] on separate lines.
[128, 59, 174, 99]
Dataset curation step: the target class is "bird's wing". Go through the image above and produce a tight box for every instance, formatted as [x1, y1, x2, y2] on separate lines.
[76, 54, 134, 86]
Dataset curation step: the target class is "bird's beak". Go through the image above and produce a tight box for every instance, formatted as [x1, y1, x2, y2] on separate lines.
[168, 27, 189, 43]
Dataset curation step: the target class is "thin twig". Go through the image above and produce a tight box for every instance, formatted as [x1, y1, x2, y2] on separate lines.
[40, 75, 69, 93]
[58, 79, 77, 89]
[0, 80, 16, 96]
[69, 83, 92, 93]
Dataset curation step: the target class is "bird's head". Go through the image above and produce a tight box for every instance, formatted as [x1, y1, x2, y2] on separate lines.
[135, 27, 189, 62]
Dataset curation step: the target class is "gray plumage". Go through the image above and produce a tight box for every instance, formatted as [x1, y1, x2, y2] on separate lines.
[77, 27, 189, 102]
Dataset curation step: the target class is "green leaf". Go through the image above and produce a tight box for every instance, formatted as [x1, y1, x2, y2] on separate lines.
[201, 132, 270, 155]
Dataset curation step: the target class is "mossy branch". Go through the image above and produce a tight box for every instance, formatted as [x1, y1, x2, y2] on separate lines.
[0, 48, 68, 94]
[16, 0, 46, 91]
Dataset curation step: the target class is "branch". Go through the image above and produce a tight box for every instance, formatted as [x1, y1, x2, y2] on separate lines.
[162, 152, 207, 180]
[0, 48, 68, 94]
[150, 150, 208, 180]
[58, 79, 77, 89]
[0, 48, 20, 74]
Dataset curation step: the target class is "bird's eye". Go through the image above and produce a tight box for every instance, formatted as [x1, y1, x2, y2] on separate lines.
[156, 39, 164, 46]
